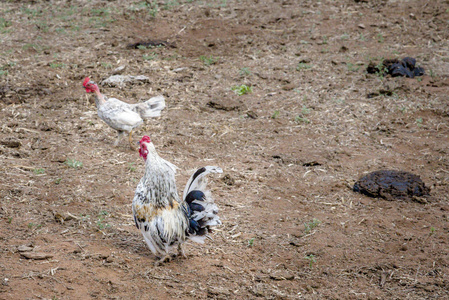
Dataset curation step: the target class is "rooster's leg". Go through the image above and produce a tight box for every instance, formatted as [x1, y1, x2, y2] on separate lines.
[114, 131, 124, 146]
[177, 244, 187, 259]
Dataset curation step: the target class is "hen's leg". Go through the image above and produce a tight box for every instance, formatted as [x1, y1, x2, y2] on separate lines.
[114, 131, 124, 146]
[128, 130, 135, 149]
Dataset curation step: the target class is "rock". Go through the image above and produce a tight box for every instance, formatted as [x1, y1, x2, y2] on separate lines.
[21, 252, 53, 260]
[53, 211, 78, 223]
[112, 65, 126, 75]
[281, 83, 296, 91]
[339, 45, 349, 52]
[269, 271, 295, 281]
[207, 287, 231, 297]
[358, 23, 365, 29]
[303, 161, 321, 167]
[38, 122, 54, 132]
[246, 110, 258, 119]
[17, 245, 34, 252]
[221, 174, 235, 186]
[0, 138, 21, 148]
[52, 155, 67, 163]
[207, 99, 245, 111]
[126, 40, 175, 49]
[101, 75, 150, 87]
[173, 67, 187, 73]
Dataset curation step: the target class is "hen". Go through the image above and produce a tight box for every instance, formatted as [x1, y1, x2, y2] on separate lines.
[133, 136, 222, 263]
[83, 77, 165, 148]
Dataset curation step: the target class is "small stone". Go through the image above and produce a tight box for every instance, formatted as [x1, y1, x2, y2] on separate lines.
[207, 286, 231, 296]
[0, 139, 21, 148]
[112, 65, 126, 75]
[269, 271, 295, 281]
[173, 67, 187, 73]
[221, 174, 235, 186]
[339, 46, 348, 52]
[101, 75, 150, 87]
[207, 100, 244, 112]
[246, 110, 258, 119]
[21, 252, 53, 260]
[106, 256, 114, 263]
[18, 245, 34, 252]
[282, 83, 296, 91]
[53, 211, 77, 223]
[358, 24, 365, 29]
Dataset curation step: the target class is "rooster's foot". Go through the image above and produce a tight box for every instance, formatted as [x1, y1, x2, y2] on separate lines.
[154, 254, 172, 266]
[177, 244, 187, 259]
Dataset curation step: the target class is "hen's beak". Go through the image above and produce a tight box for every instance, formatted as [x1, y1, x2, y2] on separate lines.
[83, 81, 95, 88]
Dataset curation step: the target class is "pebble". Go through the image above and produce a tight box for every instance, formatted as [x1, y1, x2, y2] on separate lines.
[112, 65, 126, 75]
[269, 271, 295, 281]
[17, 245, 34, 252]
[21, 252, 54, 260]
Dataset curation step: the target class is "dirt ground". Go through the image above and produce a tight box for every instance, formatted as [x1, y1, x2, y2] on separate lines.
[1, 0, 449, 299]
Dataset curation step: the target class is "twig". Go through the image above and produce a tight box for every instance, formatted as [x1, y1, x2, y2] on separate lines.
[177, 26, 186, 35]
[231, 232, 241, 239]
[224, 266, 236, 273]
[75, 242, 85, 253]
[228, 225, 238, 233]
[16, 127, 40, 134]
[13, 165, 35, 170]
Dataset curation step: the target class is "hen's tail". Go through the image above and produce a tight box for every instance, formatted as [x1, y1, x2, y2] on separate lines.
[183, 166, 223, 243]
[133, 95, 166, 119]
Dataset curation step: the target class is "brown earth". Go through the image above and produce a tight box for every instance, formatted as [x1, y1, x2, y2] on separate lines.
[1, 0, 449, 299]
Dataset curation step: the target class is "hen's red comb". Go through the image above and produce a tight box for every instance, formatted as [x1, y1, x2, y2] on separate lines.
[139, 136, 151, 144]
[83, 77, 91, 87]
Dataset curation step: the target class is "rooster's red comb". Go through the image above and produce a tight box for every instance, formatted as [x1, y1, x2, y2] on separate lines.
[83, 77, 91, 87]
[139, 136, 151, 144]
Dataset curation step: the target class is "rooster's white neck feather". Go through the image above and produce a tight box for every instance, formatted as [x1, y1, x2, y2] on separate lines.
[141, 142, 179, 207]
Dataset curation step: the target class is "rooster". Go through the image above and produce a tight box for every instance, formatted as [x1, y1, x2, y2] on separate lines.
[83, 77, 165, 149]
[133, 135, 222, 263]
